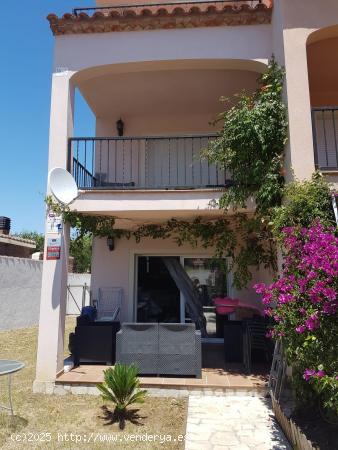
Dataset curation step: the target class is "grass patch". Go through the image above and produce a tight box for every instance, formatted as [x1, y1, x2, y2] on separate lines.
[0, 318, 187, 449]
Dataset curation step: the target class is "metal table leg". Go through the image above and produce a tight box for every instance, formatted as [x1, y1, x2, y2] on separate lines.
[8, 374, 13, 415]
[0, 374, 14, 415]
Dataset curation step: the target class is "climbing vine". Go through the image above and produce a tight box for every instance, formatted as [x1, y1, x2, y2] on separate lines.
[203, 57, 288, 214]
[46, 196, 276, 289]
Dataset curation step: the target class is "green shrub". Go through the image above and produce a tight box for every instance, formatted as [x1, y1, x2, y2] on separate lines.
[271, 172, 336, 237]
[97, 364, 147, 428]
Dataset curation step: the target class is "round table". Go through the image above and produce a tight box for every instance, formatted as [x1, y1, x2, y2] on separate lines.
[0, 360, 25, 415]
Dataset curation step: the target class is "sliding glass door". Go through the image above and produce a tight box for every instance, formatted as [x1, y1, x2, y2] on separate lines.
[181, 257, 228, 338]
[135, 255, 229, 337]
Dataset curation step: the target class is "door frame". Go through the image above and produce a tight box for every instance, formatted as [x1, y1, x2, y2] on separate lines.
[130, 251, 233, 327]
[180, 255, 233, 343]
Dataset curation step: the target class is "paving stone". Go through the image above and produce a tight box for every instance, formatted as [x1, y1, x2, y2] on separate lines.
[71, 386, 88, 395]
[211, 432, 240, 446]
[185, 395, 291, 450]
[185, 441, 212, 450]
[53, 386, 68, 395]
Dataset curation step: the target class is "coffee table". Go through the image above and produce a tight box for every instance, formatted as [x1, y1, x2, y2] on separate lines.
[0, 360, 25, 415]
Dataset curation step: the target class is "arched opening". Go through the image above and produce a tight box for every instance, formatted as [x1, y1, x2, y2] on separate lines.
[69, 59, 266, 189]
[307, 26, 338, 170]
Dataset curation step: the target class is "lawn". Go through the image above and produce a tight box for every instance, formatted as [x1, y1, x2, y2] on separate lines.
[0, 318, 187, 449]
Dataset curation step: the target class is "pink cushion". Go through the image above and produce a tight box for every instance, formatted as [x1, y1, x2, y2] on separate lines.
[215, 306, 236, 315]
[213, 297, 263, 316]
[213, 297, 238, 307]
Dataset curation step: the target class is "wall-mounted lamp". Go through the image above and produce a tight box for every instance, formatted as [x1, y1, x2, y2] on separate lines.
[107, 236, 115, 251]
[116, 118, 124, 137]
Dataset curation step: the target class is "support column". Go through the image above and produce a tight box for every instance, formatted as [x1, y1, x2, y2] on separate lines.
[283, 30, 315, 180]
[34, 71, 75, 391]
[273, 0, 315, 181]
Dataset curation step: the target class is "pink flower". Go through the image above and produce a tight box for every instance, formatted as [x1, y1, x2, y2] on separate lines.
[278, 293, 294, 304]
[266, 329, 274, 338]
[254, 283, 266, 294]
[296, 325, 306, 334]
[303, 369, 316, 381]
[305, 313, 320, 331]
[316, 370, 326, 378]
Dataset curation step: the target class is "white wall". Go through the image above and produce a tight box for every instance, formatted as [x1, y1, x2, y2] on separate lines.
[0, 256, 43, 331]
[0, 257, 92, 332]
[54, 26, 272, 74]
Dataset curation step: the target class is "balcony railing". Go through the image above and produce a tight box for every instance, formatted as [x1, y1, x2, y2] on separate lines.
[73, 1, 265, 15]
[68, 135, 229, 190]
[312, 107, 338, 171]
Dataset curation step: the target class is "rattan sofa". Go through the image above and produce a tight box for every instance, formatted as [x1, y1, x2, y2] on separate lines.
[116, 322, 202, 378]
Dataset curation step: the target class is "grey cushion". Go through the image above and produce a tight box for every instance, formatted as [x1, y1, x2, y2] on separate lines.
[116, 322, 202, 378]
[159, 323, 201, 377]
[116, 323, 158, 374]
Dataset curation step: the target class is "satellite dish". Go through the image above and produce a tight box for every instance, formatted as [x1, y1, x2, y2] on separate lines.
[48, 167, 78, 205]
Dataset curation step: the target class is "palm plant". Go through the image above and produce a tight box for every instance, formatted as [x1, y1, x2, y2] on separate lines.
[97, 363, 146, 428]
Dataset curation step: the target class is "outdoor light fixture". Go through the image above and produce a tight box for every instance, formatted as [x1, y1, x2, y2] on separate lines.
[107, 237, 115, 251]
[116, 118, 124, 136]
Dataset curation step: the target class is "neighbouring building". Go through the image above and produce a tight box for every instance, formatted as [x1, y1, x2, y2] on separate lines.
[0, 217, 36, 258]
[34, 0, 338, 391]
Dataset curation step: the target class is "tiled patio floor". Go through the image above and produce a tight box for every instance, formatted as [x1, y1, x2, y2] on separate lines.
[56, 364, 268, 391]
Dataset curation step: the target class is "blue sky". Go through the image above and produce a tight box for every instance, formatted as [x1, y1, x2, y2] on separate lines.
[0, 1, 95, 234]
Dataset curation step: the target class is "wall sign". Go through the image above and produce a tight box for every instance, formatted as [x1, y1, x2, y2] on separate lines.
[46, 236, 61, 260]
[46, 211, 63, 234]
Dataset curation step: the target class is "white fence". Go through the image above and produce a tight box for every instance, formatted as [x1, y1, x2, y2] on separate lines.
[67, 273, 91, 315]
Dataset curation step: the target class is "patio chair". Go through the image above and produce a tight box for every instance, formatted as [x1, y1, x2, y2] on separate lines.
[158, 323, 202, 378]
[69, 320, 120, 365]
[243, 319, 270, 374]
[94, 287, 122, 321]
[223, 320, 244, 363]
[116, 323, 159, 374]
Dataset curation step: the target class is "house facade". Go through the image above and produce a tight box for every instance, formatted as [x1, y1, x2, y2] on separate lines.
[34, 0, 338, 391]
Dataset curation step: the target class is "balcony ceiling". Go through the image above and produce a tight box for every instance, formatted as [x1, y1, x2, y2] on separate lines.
[77, 68, 258, 121]
[308, 37, 338, 106]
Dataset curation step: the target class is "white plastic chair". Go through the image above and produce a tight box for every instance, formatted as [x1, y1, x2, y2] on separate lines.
[94, 287, 122, 321]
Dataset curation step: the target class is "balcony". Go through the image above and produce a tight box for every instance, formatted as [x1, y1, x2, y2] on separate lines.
[69, 135, 230, 190]
[312, 107, 338, 171]
[48, 0, 272, 36]
[73, 0, 269, 16]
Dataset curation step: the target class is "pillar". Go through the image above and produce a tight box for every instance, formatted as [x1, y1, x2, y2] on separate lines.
[33, 71, 75, 391]
[273, 0, 315, 181]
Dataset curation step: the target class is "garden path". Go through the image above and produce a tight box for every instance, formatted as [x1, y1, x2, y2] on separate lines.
[185, 395, 291, 450]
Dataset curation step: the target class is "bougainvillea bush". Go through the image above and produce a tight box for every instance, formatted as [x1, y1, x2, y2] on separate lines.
[255, 223, 338, 413]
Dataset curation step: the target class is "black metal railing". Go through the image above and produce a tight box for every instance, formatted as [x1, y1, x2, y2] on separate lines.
[73, 0, 263, 15]
[73, 158, 97, 188]
[312, 107, 338, 171]
[68, 135, 229, 190]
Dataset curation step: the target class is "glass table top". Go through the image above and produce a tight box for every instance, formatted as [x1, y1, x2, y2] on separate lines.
[0, 360, 25, 375]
